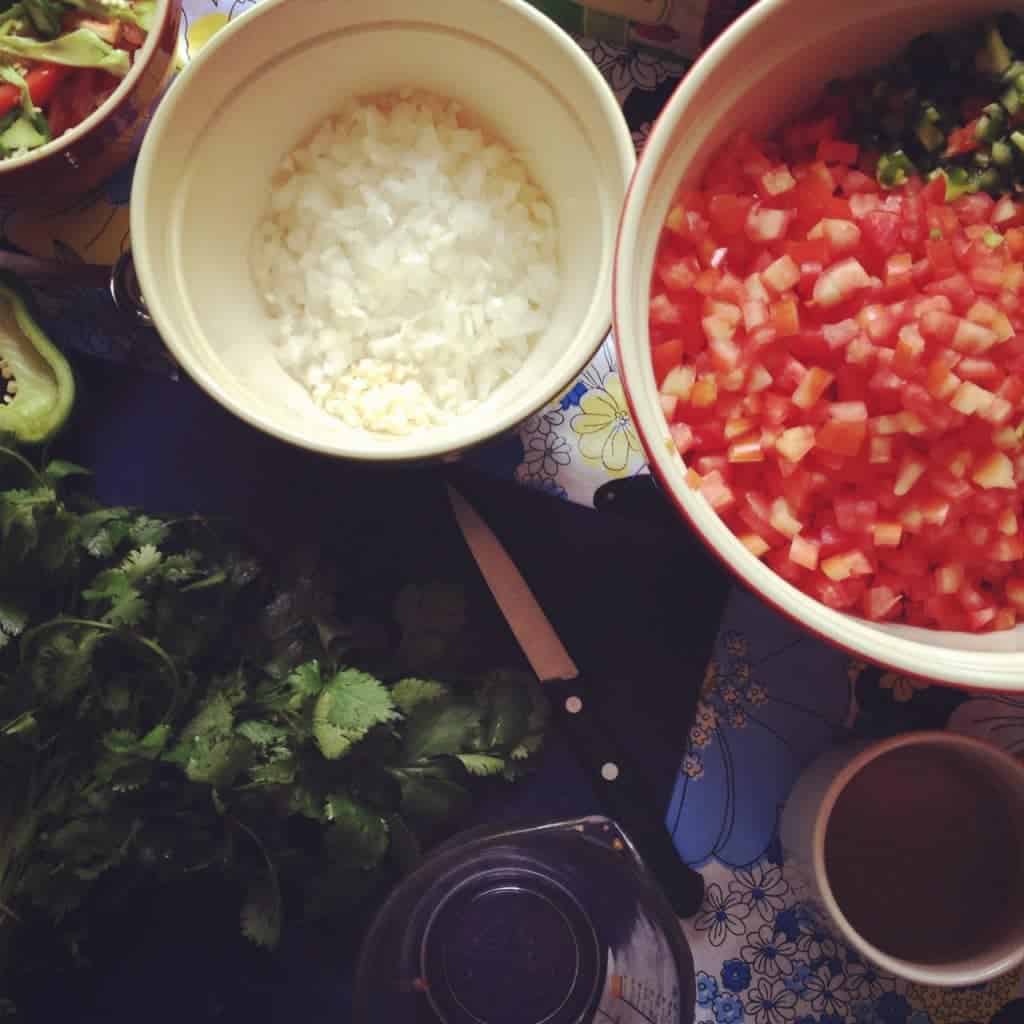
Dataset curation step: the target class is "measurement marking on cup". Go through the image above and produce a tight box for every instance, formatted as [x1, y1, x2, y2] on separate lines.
[620, 994, 659, 1024]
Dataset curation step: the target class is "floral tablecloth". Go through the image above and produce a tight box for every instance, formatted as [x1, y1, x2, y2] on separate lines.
[672, 588, 1024, 1024]
[7, 6, 1024, 1023]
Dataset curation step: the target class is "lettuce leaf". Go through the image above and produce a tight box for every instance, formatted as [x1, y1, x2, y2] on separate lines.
[0, 26, 131, 76]
[0, 111, 50, 155]
[23, 0, 62, 38]
[62, 0, 154, 32]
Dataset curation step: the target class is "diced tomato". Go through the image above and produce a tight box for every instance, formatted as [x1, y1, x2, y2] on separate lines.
[649, 124, 1024, 633]
[816, 419, 866, 456]
[864, 584, 902, 620]
[813, 258, 872, 308]
[954, 193, 995, 226]
[945, 121, 980, 157]
[746, 204, 795, 242]
[709, 194, 756, 237]
[652, 339, 685, 385]
[817, 139, 859, 165]
[0, 63, 71, 120]
[861, 211, 901, 254]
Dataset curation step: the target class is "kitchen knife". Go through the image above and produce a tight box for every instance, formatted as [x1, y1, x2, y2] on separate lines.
[447, 483, 705, 918]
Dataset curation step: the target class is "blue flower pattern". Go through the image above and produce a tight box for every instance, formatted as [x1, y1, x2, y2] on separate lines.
[722, 959, 753, 993]
[678, 585, 1023, 1023]
[713, 991, 746, 1024]
[698, 971, 720, 1008]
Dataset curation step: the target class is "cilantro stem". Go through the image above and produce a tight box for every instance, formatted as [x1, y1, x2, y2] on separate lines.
[0, 900, 21, 925]
[19, 617, 182, 703]
[231, 816, 282, 935]
[181, 571, 227, 593]
[0, 444, 43, 487]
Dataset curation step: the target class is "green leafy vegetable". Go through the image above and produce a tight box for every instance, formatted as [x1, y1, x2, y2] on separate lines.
[63, 0, 154, 30]
[312, 668, 397, 760]
[0, 445, 547, 1012]
[21, 0, 61, 38]
[0, 27, 130, 76]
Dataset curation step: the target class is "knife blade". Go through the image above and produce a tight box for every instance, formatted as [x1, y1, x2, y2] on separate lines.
[447, 483, 705, 918]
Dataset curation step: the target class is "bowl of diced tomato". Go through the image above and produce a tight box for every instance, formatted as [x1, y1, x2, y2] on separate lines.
[0, 0, 180, 209]
[614, 0, 1024, 690]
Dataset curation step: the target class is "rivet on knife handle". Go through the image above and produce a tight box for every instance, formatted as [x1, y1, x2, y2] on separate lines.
[546, 677, 705, 918]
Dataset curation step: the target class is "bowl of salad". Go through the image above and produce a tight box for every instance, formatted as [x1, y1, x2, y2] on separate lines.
[0, 0, 180, 207]
[615, 0, 1024, 690]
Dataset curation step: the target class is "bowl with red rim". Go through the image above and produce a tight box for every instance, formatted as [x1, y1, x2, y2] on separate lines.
[0, 0, 181, 210]
[614, 0, 1024, 691]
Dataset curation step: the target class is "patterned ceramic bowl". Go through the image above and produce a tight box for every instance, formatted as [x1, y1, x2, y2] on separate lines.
[130, 0, 634, 463]
[614, 0, 1024, 691]
[0, 0, 182, 211]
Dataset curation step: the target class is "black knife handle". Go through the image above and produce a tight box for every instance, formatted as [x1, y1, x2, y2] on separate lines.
[544, 677, 705, 918]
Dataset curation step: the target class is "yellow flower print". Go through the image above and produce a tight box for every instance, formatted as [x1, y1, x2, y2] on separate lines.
[879, 672, 928, 703]
[570, 374, 642, 476]
[185, 12, 229, 58]
[2, 200, 128, 267]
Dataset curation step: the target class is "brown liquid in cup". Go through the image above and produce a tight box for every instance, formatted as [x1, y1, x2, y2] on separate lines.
[823, 745, 1024, 965]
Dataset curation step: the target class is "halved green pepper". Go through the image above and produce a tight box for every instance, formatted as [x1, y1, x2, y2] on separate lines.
[0, 279, 74, 443]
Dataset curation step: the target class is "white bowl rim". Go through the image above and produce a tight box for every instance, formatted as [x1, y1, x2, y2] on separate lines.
[131, 0, 635, 463]
[0, 0, 175, 172]
[613, 0, 1024, 692]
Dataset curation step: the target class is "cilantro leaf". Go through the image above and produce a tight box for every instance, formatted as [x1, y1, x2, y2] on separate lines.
[41, 460, 91, 484]
[103, 725, 171, 759]
[0, 597, 28, 649]
[399, 775, 470, 826]
[236, 720, 290, 750]
[324, 793, 389, 869]
[120, 544, 162, 579]
[182, 735, 251, 787]
[312, 669, 397, 761]
[127, 515, 170, 548]
[401, 703, 480, 764]
[476, 674, 534, 753]
[0, 486, 55, 549]
[457, 754, 507, 777]
[30, 625, 101, 702]
[288, 661, 324, 700]
[82, 569, 146, 626]
[249, 758, 297, 786]
[391, 677, 448, 714]
[77, 508, 133, 558]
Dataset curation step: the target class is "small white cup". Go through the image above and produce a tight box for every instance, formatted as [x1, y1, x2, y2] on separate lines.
[780, 731, 1024, 988]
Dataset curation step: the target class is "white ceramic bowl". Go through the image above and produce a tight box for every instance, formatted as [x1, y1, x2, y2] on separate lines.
[614, 0, 1024, 691]
[131, 0, 634, 461]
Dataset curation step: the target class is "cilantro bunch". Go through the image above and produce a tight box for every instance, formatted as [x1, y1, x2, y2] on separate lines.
[0, 444, 547, 1012]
